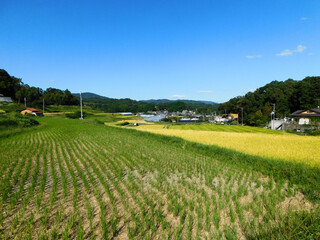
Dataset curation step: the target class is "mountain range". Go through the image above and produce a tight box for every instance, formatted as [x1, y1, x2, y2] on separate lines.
[72, 92, 218, 105]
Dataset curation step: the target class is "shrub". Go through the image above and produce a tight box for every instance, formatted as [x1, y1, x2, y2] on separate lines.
[161, 118, 172, 122]
[0, 113, 39, 128]
[306, 129, 320, 136]
[66, 111, 87, 119]
[117, 121, 130, 126]
[0, 118, 18, 127]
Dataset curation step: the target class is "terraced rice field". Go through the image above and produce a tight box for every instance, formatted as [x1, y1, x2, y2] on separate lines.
[135, 124, 320, 167]
[0, 118, 318, 239]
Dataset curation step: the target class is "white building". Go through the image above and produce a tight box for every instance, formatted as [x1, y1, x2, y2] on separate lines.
[0, 94, 12, 102]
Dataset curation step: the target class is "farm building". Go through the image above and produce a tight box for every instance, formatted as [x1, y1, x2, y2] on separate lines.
[21, 108, 44, 116]
[119, 112, 133, 116]
[0, 94, 12, 102]
[290, 108, 320, 125]
[179, 118, 200, 123]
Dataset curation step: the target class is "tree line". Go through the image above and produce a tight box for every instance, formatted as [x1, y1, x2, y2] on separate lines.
[0, 69, 79, 107]
[218, 76, 320, 126]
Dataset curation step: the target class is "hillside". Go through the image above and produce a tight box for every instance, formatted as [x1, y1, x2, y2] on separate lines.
[72, 92, 109, 99]
[72, 92, 219, 113]
[219, 76, 320, 126]
[0, 69, 79, 107]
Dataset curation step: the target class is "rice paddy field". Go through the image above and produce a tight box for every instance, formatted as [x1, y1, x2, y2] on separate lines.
[135, 124, 320, 167]
[169, 124, 288, 134]
[0, 117, 319, 239]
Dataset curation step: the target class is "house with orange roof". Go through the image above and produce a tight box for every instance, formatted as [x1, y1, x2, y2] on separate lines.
[20, 108, 44, 116]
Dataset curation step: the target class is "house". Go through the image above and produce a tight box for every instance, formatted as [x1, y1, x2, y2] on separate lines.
[213, 115, 226, 123]
[20, 108, 44, 116]
[228, 113, 238, 119]
[290, 108, 320, 125]
[0, 94, 12, 102]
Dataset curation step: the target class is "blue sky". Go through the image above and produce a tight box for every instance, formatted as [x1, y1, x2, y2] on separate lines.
[1, 0, 319, 102]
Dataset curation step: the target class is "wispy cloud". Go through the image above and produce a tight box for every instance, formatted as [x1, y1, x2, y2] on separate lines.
[171, 94, 185, 98]
[49, 80, 55, 82]
[277, 49, 293, 56]
[300, 17, 307, 21]
[246, 55, 262, 59]
[308, 52, 314, 56]
[198, 90, 212, 94]
[276, 45, 307, 56]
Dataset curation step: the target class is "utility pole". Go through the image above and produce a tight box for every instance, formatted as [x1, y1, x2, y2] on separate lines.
[271, 103, 275, 130]
[241, 107, 244, 126]
[273, 103, 276, 118]
[24, 97, 26, 108]
[316, 99, 320, 109]
[80, 92, 83, 120]
[43, 98, 45, 114]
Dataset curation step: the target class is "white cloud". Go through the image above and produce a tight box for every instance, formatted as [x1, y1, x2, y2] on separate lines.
[296, 45, 306, 52]
[49, 80, 55, 82]
[246, 55, 262, 59]
[171, 94, 185, 98]
[276, 45, 307, 56]
[276, 49, 294, 56]
[198, 90, 212, 94]
[301, 17, 307, 21]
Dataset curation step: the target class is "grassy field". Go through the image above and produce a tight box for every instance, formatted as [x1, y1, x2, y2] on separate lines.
[0, 117, 319, 239]
[134, 124, 320, 167]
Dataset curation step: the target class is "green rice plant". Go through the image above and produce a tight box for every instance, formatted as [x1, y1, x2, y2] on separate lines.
[224, 226, 237, 240]
[1, 117, 319, 239]
[213, 207, 220, 230]
[187, 214, 193, 239]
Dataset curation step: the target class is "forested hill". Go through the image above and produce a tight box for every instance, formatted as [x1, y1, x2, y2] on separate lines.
[218, 76, 320, 126]
[72, 93, 219, 113]
[0, 69, 79, 106]
[72, 92, 108, 99]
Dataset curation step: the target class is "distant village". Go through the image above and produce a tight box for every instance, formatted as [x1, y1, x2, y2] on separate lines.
[122, 107, 320, 131]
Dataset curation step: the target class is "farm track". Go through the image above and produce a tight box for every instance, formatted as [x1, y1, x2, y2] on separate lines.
[0, 118, 318, 239]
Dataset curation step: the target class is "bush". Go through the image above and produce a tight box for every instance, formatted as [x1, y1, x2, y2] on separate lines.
[161, 118, 172, 122]
[0, 113, 39, 128]
[0, 118, 18, 126]
[66, 111, 87, 119]
[306, 129, 320, 136]
[116, 121, 130, 126]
